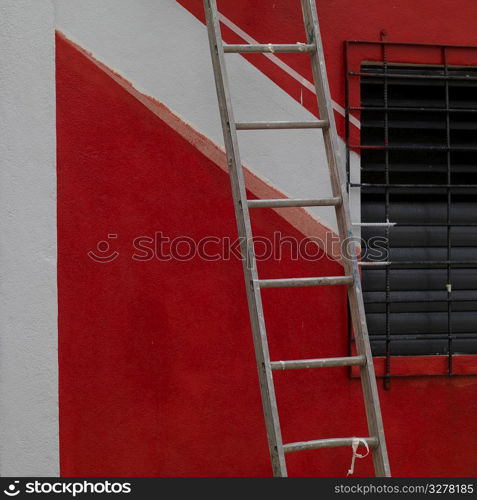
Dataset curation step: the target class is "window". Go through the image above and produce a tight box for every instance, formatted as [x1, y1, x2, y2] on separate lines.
[346, 52, 477, 373]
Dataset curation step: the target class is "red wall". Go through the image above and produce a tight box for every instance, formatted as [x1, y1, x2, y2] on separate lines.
[57, 0, 477, 476]
[57, 35, 350, 477]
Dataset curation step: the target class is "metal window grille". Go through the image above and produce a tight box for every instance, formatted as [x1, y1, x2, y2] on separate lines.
[345, 40, 477, 381]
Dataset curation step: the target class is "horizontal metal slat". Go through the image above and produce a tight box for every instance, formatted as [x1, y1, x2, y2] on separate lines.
[362, 268, 477, 292]
[352, 222, 395, 227]
[257, 276, 354, 288]
[370, 333, 477, 341]
[270, 356, 366, 370]
[248, 197, 341, 208]
[283, 437, 378, 454]
[362, 163, 477, 173]
[236, 121, 328, 130]
[381, 247, 477, 261]
[373, 226, 477, 247]
[359, 261, 391, 267]
[362, 202, 477, 225]
[364, 289, 477, 304]
[362, 118, 477, 132]
[354, 70, 477, 82]
[371, 338, 476, 356]
[224, 43, 315, 53]
[353, 182, 477, 188]
[367, 311, 477, 335]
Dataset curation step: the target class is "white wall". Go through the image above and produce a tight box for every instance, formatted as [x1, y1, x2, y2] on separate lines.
[0, 0, 59, 476]
[55, 0, 342, 231]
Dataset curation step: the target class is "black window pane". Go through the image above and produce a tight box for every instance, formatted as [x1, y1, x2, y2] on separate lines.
[359, 64, 477, 357]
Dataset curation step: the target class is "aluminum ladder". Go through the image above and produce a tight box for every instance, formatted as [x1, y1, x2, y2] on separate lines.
[203, 0, 391, 477]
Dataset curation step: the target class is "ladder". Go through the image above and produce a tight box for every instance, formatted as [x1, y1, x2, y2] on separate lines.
[203, 0, 391, 477]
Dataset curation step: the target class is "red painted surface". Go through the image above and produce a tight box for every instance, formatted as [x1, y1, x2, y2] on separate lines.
[57, 4, 477, 475]
[57, 35, 350, 477]
[56, 31, 335, 249]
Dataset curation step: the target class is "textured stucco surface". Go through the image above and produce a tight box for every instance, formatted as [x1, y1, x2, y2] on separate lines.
[56, 30, 477, 477]
[55, 36, 350, 475]
[0, 0, 59, 476]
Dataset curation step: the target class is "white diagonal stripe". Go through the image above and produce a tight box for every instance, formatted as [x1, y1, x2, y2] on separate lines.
[218, 13, 361, 130]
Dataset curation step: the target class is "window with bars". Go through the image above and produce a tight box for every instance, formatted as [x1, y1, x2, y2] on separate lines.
[357, 63, 477, 361]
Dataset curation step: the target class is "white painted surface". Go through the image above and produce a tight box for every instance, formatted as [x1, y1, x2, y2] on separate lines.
[55, 0, 347, 231]
[0, 0, 59, 476]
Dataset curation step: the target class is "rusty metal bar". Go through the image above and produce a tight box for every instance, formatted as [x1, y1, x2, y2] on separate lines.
[347, 39, 477, 50]
[351, 182, 477, 189]
[443, 46, 454, 375]
[350, 71, 477, 82]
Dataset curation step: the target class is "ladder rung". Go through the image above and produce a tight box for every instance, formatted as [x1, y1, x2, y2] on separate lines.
[283, 437, 379, 454]
[236, 121, 328, 130]
[248, 197, 341, 208]
[270, 355, 366, 371]
[224, 43, 315, 54]
[257, 276, 353, 289]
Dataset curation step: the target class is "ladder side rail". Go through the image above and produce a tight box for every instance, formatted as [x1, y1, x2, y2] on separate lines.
[300, 0, 391, 477]
[203, 0, 288, 477]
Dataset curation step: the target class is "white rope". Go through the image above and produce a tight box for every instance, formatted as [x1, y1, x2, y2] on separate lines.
[347, 438, 370, 476]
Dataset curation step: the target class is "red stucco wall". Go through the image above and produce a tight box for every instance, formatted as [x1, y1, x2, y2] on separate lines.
[57, 0, 477, 476]
[57, 36, 351, 476]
